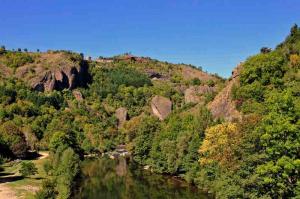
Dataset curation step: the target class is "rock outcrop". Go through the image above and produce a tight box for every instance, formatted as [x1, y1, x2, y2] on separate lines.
[31, 65, 87, 92]
[184, 85, 215, 104]
[116, 107, 128, 127]
[151, 96, 172, 120]
[207, 64, 242, 121]
[14, 52, 90, 92]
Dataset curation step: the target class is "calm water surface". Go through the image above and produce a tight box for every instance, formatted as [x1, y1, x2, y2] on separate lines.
[74, 157, 211, 199]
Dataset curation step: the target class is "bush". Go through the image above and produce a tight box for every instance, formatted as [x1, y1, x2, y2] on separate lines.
[19, 162, 38, 177]
[191, 78, 201, 85]
[207, 79, 215, 87]
[35, 179, 57, 199]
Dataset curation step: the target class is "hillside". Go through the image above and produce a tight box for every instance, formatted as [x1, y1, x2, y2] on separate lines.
[0, 25, 299, 199]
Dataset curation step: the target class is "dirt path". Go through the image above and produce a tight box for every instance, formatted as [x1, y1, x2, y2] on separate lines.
[38, 151, 49, 159]
[0, 181, 18, 199]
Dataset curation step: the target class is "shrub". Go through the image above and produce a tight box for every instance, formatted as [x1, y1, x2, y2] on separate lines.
[35, 179, 57, 199]
[207, 79, 215, 87]
[19, 162, 38, 177]
[191, 78, 201, 85]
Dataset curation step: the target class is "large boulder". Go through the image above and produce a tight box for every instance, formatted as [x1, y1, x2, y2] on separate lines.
[184, 85, 215, 104]
[151, 96, 172, 120]
[116, 107, 128, 127]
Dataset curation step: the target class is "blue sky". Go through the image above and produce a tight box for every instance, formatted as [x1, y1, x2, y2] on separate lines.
[1, 0, 299, 77]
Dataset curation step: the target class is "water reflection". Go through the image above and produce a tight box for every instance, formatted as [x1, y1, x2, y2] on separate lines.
[74, 157, 211, 199]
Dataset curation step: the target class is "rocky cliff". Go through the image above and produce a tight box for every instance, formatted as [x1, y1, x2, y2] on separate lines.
[207, 64, 242, 121]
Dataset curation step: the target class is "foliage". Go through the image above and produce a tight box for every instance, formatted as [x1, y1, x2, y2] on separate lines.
[49, 131, 79, 153]
[191, 77, 201, 85]
[0, 51, 34, 68]
[213, 24, 300, 198]
[89, 66, 152, 99]
[19, 161, 38, 177]
[199, 123, 241, 168]
[0, 121, 27, 158]
[131, 116, 160, 164]
[143, 107, 214, 183]
[35, 179, 57, 199]
[240, 51, 285, 86]
[37, 147, 80, 199]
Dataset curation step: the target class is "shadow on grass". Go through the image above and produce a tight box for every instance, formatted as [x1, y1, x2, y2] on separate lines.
[23, 151, 42, 160]
[32, 177, 44, 180]
[0, 175, 24, 183]
[0, 172, 14, 177]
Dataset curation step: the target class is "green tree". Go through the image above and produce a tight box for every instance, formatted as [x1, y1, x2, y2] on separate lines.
[0, 121, 27, 158]
[49, 131, 80, 154]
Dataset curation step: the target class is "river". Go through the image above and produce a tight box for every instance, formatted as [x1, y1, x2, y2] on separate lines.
[74, 157, 212, 199]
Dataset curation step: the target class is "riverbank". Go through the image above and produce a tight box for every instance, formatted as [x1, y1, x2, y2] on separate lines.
[0, 152, 49, 199]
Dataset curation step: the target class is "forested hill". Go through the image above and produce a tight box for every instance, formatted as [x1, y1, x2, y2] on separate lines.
[0, 25, 299, 199]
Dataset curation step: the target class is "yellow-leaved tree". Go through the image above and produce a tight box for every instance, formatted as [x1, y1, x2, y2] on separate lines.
[289, 54, 300, 67]
[199, 123, 241, 168]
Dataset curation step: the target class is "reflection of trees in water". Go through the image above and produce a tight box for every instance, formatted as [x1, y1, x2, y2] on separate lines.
[74, 158, 210, 199]
[116, 158, 127, 177]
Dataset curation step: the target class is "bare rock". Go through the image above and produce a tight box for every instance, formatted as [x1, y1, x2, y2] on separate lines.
[32, 71, 56, 92]
[116, 107, 128, 127]
[208, 64, 242, 122]
[62, 66, 79, 89]
[181, 66, 217, 82]
[184, 85, 215, 104]
[184, 87, 202, 104]
[151, 96, 172, 120]
[145, 69, 162, 79]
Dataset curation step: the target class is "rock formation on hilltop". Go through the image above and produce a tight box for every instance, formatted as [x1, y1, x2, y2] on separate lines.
[9, 52, 90, 92]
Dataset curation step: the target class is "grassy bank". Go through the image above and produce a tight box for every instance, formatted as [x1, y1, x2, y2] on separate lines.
[0, 152, 49, 199]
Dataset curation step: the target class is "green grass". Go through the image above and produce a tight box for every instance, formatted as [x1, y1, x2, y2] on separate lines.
[0, 151, 49, 199]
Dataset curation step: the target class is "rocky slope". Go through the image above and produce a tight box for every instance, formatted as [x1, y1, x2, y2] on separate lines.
[0, 50, 228, 121]
[207, 64, 242, 121]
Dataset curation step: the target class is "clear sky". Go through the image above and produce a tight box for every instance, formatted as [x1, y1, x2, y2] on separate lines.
[1, 0, 299, 77]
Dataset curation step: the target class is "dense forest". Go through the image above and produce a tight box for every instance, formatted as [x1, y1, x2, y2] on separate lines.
[0, 25, 299, 199]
